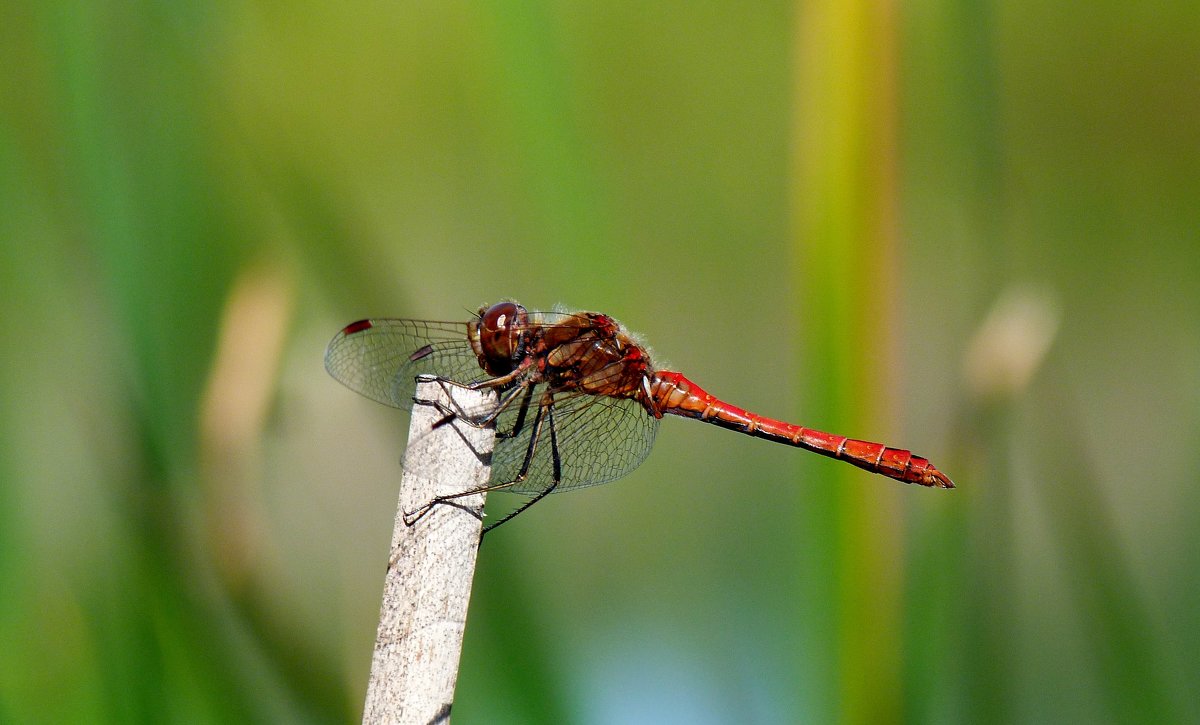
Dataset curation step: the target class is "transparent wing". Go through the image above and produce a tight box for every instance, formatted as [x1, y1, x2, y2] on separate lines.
[324, 311, 593, 410]
[490, 386, 660, 495]
[324, 319, 483, 409]
[327, 312, 660, 496]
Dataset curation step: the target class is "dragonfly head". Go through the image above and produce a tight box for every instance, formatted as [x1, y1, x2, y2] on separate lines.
[470, 301, 530, 376]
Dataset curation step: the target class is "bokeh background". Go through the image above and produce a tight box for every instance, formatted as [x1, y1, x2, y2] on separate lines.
[2, 1, 1197, 723]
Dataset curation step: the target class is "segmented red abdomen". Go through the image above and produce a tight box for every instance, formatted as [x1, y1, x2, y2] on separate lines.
[648, 371, 954, 489]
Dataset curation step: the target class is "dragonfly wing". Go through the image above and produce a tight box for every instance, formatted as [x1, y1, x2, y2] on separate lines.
[324, 319, 485, 409]
[328, 310, 660, 495]
[489, 386, 660, 495]
[324, 310, 595, 409]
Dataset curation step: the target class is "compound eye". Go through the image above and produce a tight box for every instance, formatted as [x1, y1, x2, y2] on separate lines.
[474, 301, 527, 375]
[480, 301, 520, 337]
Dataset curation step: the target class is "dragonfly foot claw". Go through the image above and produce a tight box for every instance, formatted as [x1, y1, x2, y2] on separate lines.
[402, 502, 434, 527]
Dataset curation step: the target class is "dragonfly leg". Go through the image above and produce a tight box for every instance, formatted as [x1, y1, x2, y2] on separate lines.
[410, 388, 547, 523]
[412, 358, 530, 404]
[506, 391, 549, 486]
[414, 376, 528, 429]
[494, 383, 534, 440]
[464, 360, 532, 390]
[400, 472, 542, 527]
[403, 391, 563, 538]
[402, 393, 549, 527]
[409, 359, 534, 427]
[482, 395, 562, 536]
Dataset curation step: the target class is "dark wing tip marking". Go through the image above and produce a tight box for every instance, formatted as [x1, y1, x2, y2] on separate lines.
[341, 319, 374, 335]
[409, 344, 436, 362]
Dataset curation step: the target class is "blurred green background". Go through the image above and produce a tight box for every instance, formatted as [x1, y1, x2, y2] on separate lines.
[2, 0, 1197, 722]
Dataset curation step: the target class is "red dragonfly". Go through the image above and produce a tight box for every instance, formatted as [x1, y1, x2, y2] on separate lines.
[326, 301, 953, 532]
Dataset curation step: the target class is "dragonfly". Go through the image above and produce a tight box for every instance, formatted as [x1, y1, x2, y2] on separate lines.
[325, 301, 954, 533]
